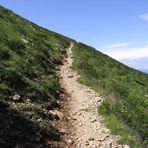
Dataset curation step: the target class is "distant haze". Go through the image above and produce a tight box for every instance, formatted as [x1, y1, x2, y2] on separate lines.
[102, 45, 148, 74]
[142, 70, 148, 74]
[121, 57, 148, 74]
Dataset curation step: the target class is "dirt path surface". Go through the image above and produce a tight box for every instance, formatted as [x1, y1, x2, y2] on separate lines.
[59, 43, 129, 148]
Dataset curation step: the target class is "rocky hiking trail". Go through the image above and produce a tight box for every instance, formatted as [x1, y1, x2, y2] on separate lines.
[57, 43, 129, 148]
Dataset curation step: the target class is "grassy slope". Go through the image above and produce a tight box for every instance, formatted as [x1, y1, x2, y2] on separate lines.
[0, 6, 73, 147]
[1, 4, 148, 148]
[72, 43, 148, 147]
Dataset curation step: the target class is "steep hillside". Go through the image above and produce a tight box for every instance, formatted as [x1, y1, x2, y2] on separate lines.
[0, 5, 73, 147]
[0, 5, 148, 148]
[72, 43, 148, 147]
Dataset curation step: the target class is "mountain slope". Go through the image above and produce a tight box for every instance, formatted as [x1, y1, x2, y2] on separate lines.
[0, 5, 148, 148]
[0, 5, 73, 147]
[72, 43, 148, 147]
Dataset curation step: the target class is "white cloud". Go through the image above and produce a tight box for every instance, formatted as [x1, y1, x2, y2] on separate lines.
[104, 43, 129, 49]
[101, 42, 148, 72]
[104, 47, 148, 60]
[139, 13, 148, 21]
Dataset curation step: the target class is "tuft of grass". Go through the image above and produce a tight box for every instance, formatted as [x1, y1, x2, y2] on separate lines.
[99, 103, 141, 147]
[47, 125, 60, 140]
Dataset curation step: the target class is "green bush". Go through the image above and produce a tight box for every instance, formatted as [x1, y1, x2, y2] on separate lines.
[0, 46, 10, 60]
[7, 39, 26, 54]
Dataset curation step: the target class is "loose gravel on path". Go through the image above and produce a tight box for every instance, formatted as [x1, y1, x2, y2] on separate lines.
[59, 43, 129, 148]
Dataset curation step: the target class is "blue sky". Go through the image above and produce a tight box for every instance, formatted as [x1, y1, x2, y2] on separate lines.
[0, 0, 148, 71]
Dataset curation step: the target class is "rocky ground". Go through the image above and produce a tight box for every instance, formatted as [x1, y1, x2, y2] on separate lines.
[56, 43, 130, 148]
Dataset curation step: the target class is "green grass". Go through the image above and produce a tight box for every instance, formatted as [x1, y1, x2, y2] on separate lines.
[72, 42, 148, 147]
[99, 103, 141, 147]
[0, 5, 74, 147]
